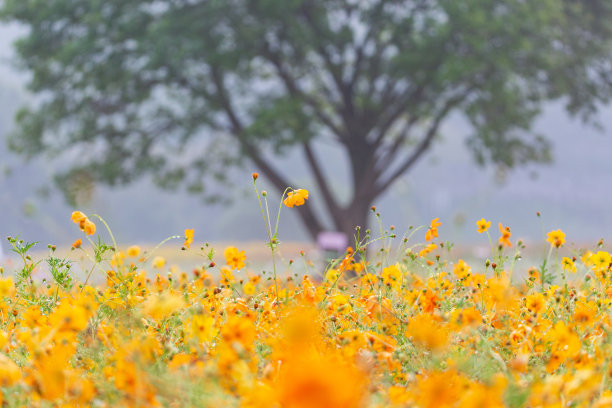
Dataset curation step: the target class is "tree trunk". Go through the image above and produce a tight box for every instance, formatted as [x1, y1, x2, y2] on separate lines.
[295, 205, 325, 241]
[338, 198, 373, 249]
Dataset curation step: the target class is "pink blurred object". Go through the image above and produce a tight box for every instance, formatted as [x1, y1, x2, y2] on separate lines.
[317, 231, 348, 252]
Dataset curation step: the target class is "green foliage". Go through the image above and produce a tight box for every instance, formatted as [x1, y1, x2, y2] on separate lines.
[7, 236, 40, 289]
[2, 0, 612, 234]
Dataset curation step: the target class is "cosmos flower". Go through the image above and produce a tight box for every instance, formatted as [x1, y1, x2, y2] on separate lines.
[476, 218, 491, 233]
[283, 189, 309, 208]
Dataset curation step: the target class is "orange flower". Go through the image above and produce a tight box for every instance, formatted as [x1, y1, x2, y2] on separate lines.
[283, 189, 309, 208]
[184, 229, 194, 249]
[498, 223, 512, 247]
[81, 218, 96, 236]
[71, 211, 87, 224]
[0, 354, 21, 387]
[72, 239, 82, 249]
[71, 211, 96, 235]
[406, 314, 448, 352]
[425, 218, 442, 242]
[418, 243, 437, 258]
[274, 349, 368, 408]
[224, 246, 246, 270]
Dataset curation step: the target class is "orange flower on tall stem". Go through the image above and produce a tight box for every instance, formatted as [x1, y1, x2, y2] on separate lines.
[498, 223, 512, 247]
[184, 229, 194, 249]
[476, 218, 491, 233]
[546, 229, 565, 248]
[283, 189, 309, 208]
[425, 218, 442, 242]
[71, 211, 96, 236]
[224, 246, 246, 270]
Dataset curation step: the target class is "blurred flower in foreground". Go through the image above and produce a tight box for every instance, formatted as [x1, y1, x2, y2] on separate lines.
[184, 229, 194, 249]
[283, 189, 309, 208]
[127, 245, 141, 257]
[152, 256, 166, 269]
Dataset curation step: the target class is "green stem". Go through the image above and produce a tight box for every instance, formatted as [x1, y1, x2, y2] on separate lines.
[143, 235, 182, 262]
[91, 214, 117, 251]
[253, 180, 280, 303]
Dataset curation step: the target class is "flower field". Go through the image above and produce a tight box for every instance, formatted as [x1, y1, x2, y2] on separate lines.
[1, 186, 612, 407]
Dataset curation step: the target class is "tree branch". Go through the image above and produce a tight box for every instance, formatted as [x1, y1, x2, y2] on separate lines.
[210, 65, 325, 238]
[260, 41, 348, 142]
[373, 89, 472, 197]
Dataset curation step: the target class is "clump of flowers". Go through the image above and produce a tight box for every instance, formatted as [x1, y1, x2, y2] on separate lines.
[0, 187, 611, 407]
[70, 210, 96, 235]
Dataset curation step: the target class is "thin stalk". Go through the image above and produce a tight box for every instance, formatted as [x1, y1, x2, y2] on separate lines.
[91, 214, 117, 251]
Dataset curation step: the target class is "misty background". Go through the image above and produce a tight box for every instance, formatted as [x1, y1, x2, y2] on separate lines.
[1, 21, 611, 250]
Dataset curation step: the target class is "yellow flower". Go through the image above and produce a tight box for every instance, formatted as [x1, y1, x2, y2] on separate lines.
[592, 251, 611, 273]
[48, 301, 90, 332]
[325, 268, 340, 283]
[127, 245, 141, 257]
[283, 189, 309, 208]
[476, 218, 491, 233]
[152, 256, 166, 269]
[184, 229, 194, 249]
[188, 314, 215, 343]
[142, 291, 185, 321]
[453, 259, 472, 280]
[110, 251, 126, 267]
[561, 257, 577, 273]
[0, 278, 15, 298]
[0, 354, 21, 387]
[381, 265, 402, 289]
[243, 282, 256, 296]
[546, 229, 565, 248]
[525, 293, 546, 314]
[220, 266, 235, 285]
[224, 246, 246, 270]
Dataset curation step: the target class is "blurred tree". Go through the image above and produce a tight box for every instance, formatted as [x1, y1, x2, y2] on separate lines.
[2, 0, 612, 240]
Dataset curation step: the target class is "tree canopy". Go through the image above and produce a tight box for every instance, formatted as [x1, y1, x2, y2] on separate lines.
[3, 0, 612, 239]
